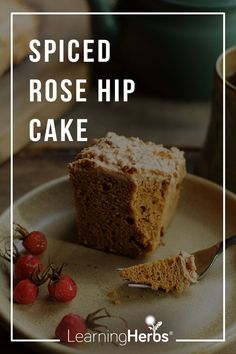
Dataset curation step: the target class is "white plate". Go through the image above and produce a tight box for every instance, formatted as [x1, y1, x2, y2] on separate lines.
[0, 174, 236, 354]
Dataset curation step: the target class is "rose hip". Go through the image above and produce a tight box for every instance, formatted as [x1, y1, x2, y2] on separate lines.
[55, 314, 87, 343]
[55, 308, 127, 344]
[48, 275, 77, 303]
[23, 231, 47, 255]
[15, 254, 43, 281]
[13, 279, 38, 304]
[15, 224, 47, 255]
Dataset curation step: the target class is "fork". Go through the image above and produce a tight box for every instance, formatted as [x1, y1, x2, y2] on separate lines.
[119, 235, 236, 289]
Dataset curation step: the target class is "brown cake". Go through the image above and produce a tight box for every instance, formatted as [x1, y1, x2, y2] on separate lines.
[119, 251, 198, 293]
[68, 132, 186, 257]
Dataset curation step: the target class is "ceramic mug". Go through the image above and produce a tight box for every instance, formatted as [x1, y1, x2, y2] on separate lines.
[199, 46, 236, 193]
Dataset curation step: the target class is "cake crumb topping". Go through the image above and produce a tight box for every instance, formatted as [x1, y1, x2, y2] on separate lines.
[179, 251, 198, 283]
[75, 132, 184, 177]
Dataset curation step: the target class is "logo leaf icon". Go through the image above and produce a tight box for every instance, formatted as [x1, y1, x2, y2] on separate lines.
[154, 321, 163, 331]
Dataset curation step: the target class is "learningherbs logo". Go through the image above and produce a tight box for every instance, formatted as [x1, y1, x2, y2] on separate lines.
[67, 315, 174, 346]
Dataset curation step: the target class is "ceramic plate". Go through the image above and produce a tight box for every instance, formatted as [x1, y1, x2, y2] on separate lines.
[0, 174, 236, 354]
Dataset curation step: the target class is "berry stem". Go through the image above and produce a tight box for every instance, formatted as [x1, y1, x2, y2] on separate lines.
[31, 264, 52, 286]
[49, 263, 66, 282]
[0, 241, 20, 263]
[85, 307, 128, 332]
[14, 223, 29, 239]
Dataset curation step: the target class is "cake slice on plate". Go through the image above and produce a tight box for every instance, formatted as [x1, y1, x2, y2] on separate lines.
[69, 132, 186, 258]
[119, 251, 198, 293]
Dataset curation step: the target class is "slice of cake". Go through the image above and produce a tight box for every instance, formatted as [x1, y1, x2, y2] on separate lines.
[68, 132, 186, 258]
[119, 251, 198, 293]
[0, 0, 39, 77]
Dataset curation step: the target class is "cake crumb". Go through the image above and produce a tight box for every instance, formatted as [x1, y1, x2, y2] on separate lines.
[107, 288, 122, 305]
[113, 299, 121, 305]
[160, 238, 166, 246]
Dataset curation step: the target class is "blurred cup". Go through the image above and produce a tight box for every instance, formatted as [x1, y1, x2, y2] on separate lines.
[199, 45, 236, 193]
[90, 0, 236, 100]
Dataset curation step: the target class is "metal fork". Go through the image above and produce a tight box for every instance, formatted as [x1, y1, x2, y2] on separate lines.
[119, 235, 236, 289]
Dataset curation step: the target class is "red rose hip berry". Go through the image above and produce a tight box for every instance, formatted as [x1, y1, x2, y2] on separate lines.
[55, 313, 87, 343]
[15, 224, 47, 255]
[55, 308, 124, 344]
[23, 231, 47, 255]
[15, 254, 43, 280]
[13, 279, 38, 304]
[48, 275, 77, 303]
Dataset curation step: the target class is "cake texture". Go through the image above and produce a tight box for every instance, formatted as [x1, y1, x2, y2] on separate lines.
[68, 132, 186, 257]
[0, 0, 39, 77]
[119, 251, 198, 293]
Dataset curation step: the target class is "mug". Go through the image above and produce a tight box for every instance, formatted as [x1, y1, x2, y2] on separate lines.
[199, 46, 236, 193]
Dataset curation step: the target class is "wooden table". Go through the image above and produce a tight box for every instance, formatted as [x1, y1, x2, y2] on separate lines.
[0, 98, 235, 353]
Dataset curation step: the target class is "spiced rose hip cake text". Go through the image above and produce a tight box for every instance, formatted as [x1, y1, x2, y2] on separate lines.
[68, 133, 186, 257]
